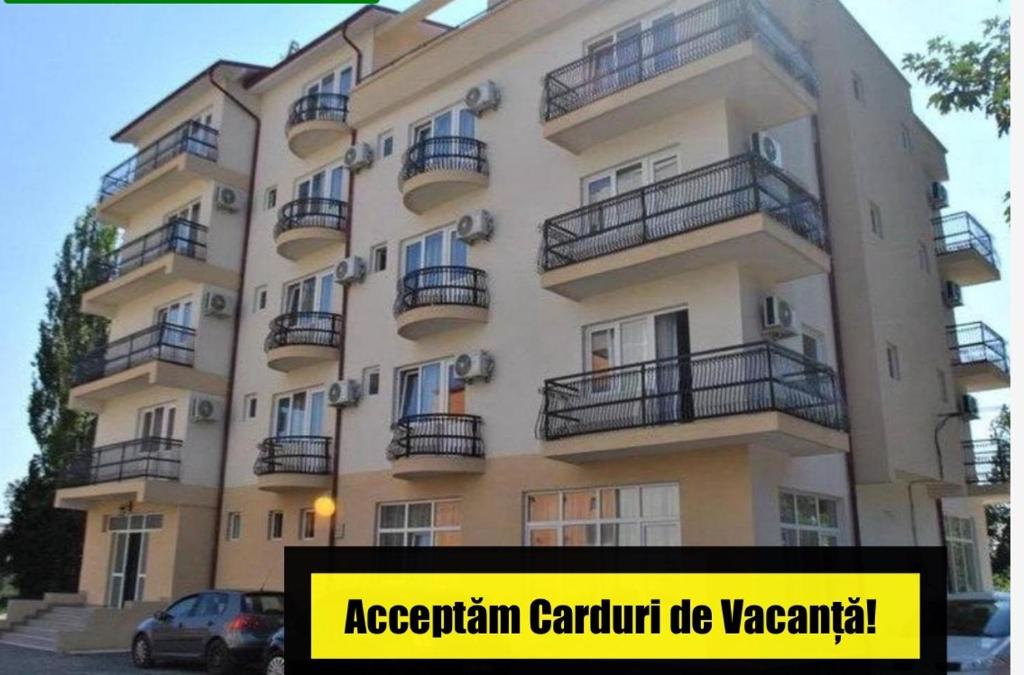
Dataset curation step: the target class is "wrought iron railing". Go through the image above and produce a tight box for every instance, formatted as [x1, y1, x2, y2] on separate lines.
[274, 198, 348, 239]
[73, 323, 195, 386]
[60, 438, 182, 487]
[254, 436, 332, 476]
[393, 266, 489, 316]
[933, 212, 999, 269]
[400, 136, 489, 184]
[287, 92, 349, 129]
[538, 153, 826, 272]
[948, 322, 1009, 375]
[538, 341, 846, 441]
[264, 312, 343, 352]
[100, 120, 218, 200]
[963, 439, 1010, 486]
[542, 0, 818, 121]
[87, 219, 207, 289]
[387, 414, 484, 460]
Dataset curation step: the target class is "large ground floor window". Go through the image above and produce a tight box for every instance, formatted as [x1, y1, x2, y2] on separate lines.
[779, 491, 841, 546]
[377, 499, 461, 546]
[946, 515, 981, 593]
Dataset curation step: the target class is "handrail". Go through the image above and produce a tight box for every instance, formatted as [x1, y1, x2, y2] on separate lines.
[933, 211, 999, 269]
[387, 413, 484, 460]
[73, 323, 195, 386]
[87, 218, 207, 289]
[947, 322, 1009, 374]
[254, 436, 332, 475]
[963, 439, 1010, 486]
[394, 266, 489, 316]
[287, 92, 349, 129]
[264, 311, 343, 352]
[100, 120, 218, 200]
[59, 437, 182, 487]
[400, 136, 489, 184]
[274, 197, 348, 238]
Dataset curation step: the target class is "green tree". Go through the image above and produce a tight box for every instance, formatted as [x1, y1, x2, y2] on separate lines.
[0, 207, 114, 599]
[985, 406, 1009, 589]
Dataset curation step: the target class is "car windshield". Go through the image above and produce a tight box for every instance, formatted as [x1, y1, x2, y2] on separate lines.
[243, 592, 285, 615]
[947, 599, 1010, 637]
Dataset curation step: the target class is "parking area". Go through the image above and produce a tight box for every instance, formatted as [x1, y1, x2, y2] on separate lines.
[0, 644, 198, 674]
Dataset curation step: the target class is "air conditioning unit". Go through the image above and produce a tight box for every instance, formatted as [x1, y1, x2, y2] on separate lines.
[335, 256, 366, 285]
[929, 181, 949, 210]
[455, 209, 494, 244]
[343, 142, 374, 172]
[203, 291, 234, 318]
[751, 132, 783, 168]
[328, 379, 361, 407]
[215, 185, 242, 212]
[762, 296, 797, 338]
[454, 350, 494, 383]
[191, 396, 221, 423]
[960, 394, 979, 421]
[943, 281, 963, 308]
[465, 80, 501, 116]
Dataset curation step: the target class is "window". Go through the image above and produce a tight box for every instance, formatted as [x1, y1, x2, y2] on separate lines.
[155, 298, 193, 329]
[294, 162, 346, 205]
[899, 123, 912, 153]
[412, 104, 476, 144]
[583, 149, 678, 206]
[300, 509, 316, 540]
[138, 403, 176, 439]
[370, 244, 388, 273]
[267, 511, 284, 540]
[396, 360, 465, 420]
[400, 226, 468, 280]
[273, 388, 327, 437]
[226, 512, 242, 541]
[886, 343, 901, 380]
[282, 270, 334, 315]
[194, 592, 229, 617]
[265, 187, 277, 210]
[918, 241, 931, 274]
[105, 513, 163, 532]
[937, 369, 948, 403]
[244, 394, 258, 420]
[164, 595, 198, 621]
[363, 366, 380, 396]
[377, 500, 461, 546]
[779, 491, 840, 546]
[869, 201, 883, 238]
[585, 11, 677, 85]
[585, 308, 689, 372]
[946, 516, 980, 592]
[302, 64, 354, 99]
[378, 131, 394, 158]
[525, 484, 680, 546]
[851, 72, 864, 102]
[254, 286, 268, 312]
[166, 200, 201, 224]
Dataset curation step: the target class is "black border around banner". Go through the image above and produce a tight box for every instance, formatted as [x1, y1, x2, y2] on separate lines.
[285, 546, 946, 674]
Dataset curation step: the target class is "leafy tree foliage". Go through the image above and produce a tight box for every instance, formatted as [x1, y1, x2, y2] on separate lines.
[985, 406, 1009, 588]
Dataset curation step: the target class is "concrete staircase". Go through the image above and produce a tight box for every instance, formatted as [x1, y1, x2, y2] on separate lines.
[0, 604, 93, 651]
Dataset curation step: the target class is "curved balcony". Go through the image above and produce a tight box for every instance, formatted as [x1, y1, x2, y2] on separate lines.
[254, 436, 332, 491]
[947, 322, 1010, 392]
[963, 439, 1010, 499]
[394, 266, 489, 339]
[387, 414, 485, 479]
[274, 198, 348, 260]
[933, 212, 1000, 286]
[286, 93, 350, 158]
[399, 137, 489, 214]
[264, 311, 342, 372]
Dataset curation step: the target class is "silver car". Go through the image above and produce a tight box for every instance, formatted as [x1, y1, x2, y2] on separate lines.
[947, 592, 1010, 674]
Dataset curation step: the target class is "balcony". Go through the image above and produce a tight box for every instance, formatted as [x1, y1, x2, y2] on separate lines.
[539, 154, 830, 299]
[541, 0, 818, 153]
[963, 439, 1010, 499]
[538, 342, 848, 462]
[394, 267, 489, 339]
[81, 219, 239, 318]
[933, 212, 1000, 286]
[399, 137, 489, 214]
[264, 312, 342, 372]
[286, 93, 351, 158]
[97, 121, 246, 225]
[254, 436, 332, 491]
[948, 322, 1010, 392]
[387, 414, 485, 479]
[274, 197, 348, 260]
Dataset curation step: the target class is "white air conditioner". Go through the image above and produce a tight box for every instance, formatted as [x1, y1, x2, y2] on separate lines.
[929, 181, 949, 210]
[751, 132, 783, 168]
[328, 379, 361, 407]
[335, 256, 366, 285]
[943, 281, 963, 308]
[215, 185, 242, 212]
[762, 296, 797, 338]
[960, 394, 979, 421]
[454, 350, 494, 383]
[455, 209, 494, 244]
[191, 396, 221, 423]
[203, 291, 234, 318]
[465, 80, 501, 116]
[343, 142, 374, 172]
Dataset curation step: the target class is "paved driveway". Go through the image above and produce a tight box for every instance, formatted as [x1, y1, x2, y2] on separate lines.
[0, 643, 200, 674]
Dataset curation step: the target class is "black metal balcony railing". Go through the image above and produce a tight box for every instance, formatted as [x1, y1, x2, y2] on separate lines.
[73, 323, 195, 387]
[393, 266, 490, 316]
[542, 0, 818, 122]
[538, 153, 827, 272]
[100, 120, 218, 200]
[264, 312, 343, 352]
[387, 414, 485, 460]
[287, 92, 349, 129]
[933, 212, 999, 269]
[274, 198, 349, 239]
[60, 438, 182, 487]
[947, 322, 1009, 375]
[87, 219, 207, 290]
[400, 136, 489, 184]
[538, 342, 846, 441]
[254, 436, 332, 476]
[963, 439, 1010, 486]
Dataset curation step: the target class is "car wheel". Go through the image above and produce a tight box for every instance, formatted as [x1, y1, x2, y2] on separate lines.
[265, 652, 285, 675]
[205, 639, 235, 675]
[131, 634, 155, 669]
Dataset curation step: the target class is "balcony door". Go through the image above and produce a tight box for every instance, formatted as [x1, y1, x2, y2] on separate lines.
[283, 271, 333, 332]
[397, 361, 465, 420]
[139, 404, 176, 442]
[273, 389, 326, 438]
[413, 105, 475, 144]
[402, 228, 469, 302]
[296, 164, 345, 216]
[583, 152, 678, 235]
[154, 300, 193, 358]
[305, 65, 353, 98]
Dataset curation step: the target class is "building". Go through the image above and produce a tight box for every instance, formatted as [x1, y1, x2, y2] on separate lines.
[49, 0, 1007, 614]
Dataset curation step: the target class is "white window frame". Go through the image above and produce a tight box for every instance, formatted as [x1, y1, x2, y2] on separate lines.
[378, 130, 394, 159]
[363, 366, 381, 397]
[946, 516, 981, 592]
[226, 512, 242, 541]
[584, 305, 687, 371]
[581, 147, 679, 207]
[293, 161, 347, 202]
[154, 297, 194, 329]
[779, 490, 841, 546]
[300, 508, 317, 541]
[267, 511, 284, 541]
[281, 269, 334, 315]
[301, 63, 355, 99]
[272, 387, 327, 437]
[399, 225, 468, 277]
[410, 102, 476, 144]
[801, 327, 826, 363]
[137, 402, 177, 439]
[370, 243, 388, 273]
[165, 199, 201, 224]
[253, 285, 268, 312]
[376, 499, 461, 547]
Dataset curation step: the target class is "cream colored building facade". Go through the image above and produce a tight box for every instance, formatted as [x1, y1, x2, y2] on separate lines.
[55, 0, 1008, 608]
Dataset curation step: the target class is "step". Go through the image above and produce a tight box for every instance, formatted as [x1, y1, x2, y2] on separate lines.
[48, 606, 92, 617]
[11, 624, 60, 638]
[0, 632, 58, 651]
[25, 617, 89, 630]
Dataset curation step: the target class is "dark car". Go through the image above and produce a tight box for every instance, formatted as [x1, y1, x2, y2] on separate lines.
[263, 627, 285, 675]
[131, 590, 284, 674]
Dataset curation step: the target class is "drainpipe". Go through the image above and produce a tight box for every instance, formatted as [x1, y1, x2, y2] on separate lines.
[206, 67, 261, 587]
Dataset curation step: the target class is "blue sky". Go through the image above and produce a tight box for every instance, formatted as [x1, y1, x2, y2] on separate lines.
[0, 0, 1009, 496]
